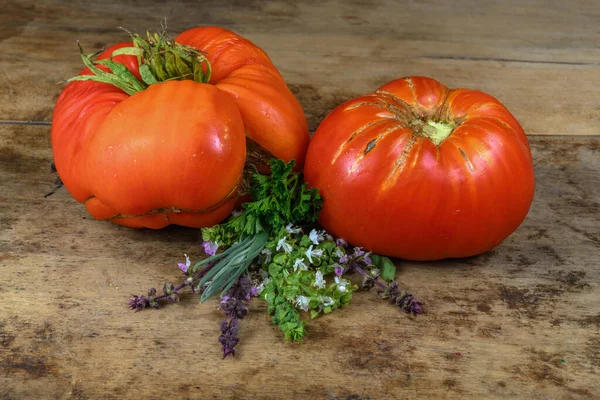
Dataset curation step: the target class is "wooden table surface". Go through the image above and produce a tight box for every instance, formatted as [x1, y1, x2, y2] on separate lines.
[1, 1, 599, 398]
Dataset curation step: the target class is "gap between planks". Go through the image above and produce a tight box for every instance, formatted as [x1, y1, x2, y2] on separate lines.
[1, 120, 597, 136]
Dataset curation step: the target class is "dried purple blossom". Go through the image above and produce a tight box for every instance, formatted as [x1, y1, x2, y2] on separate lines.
[361, 276, 375, 290]
[129, 295, 150, 311]
[163, 282, 174, 295]
[354, 265, 423, 316]
[146, 288, 160, 309]
[381, 282, 423, 315]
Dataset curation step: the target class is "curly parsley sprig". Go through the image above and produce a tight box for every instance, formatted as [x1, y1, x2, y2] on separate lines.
[202, 159, 322, 246]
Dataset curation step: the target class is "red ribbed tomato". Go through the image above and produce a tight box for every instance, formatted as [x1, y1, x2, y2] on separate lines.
[52, 26, 309, 229]
[304, 76, 535, 261]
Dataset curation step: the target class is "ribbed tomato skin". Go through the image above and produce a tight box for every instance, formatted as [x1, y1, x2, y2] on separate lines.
[304, 76, 535, 261]
[177, 27, 310, 166]
[51, 27, 309, 228]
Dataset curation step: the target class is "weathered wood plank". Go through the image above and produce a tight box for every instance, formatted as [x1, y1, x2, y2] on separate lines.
[0, 0, 599, 134]
[1, 125, 598, 399]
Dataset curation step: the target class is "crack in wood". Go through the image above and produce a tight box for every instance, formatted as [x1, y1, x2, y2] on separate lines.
[0, 120, 51, 126]
[421, 55, 598, 66]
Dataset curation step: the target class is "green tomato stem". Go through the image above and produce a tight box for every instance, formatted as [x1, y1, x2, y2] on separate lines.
[67, 28, 212, 95]
[421, 120, 455, 146]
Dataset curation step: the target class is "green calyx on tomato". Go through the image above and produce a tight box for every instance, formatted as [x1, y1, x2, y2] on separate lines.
[68, 28, 212, 95]
[418, 120, 456, 146]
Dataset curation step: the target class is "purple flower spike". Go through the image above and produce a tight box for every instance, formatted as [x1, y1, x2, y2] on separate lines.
[203, 241, 219, 256]
[334, 265, 344, 276]
[217, 275, 253, 358]
[219, 319, 240, 359]
[339, 254, 349, 264]
[336, 238, 348, 247]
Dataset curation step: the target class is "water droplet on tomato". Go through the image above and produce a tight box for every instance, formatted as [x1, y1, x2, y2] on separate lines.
[113, 173, 117, 178]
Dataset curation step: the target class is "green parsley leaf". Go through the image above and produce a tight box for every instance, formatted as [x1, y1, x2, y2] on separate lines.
[201, 159, 322, 247]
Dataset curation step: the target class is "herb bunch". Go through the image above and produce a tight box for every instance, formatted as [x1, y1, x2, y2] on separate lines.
[129, 159, 422, 358]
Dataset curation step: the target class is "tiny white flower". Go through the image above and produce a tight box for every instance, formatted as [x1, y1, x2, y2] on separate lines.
[231, 210, 243, 217]
[305, 245, 323, 264]
[335, 248, 345, 258]
[335, 276, 348, 293]
[309, 229, 325, 245]
[321, 296, 335, 307]
[313, 270, 326, 288]
[277, 237, 293, 253]
[254, 278, 270, 295]
[285, 223, 302, 234]
[261, 248, 272, 263]
[293, 258, 309, 272]
[295, 295, 310, 311]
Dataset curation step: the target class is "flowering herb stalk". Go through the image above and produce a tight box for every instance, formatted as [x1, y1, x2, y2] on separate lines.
[128, 256, 218, 311]
[218, 275, 253, 358]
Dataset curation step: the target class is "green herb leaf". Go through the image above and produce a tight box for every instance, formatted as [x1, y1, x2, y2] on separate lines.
[201, 159, 322, 247]
[372, 254, 396, 282]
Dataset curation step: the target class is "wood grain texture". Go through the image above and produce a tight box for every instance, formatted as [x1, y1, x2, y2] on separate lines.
[1, 1, 600, 398]
[0, 0, 599, 134]
[1, 125, 599, 399]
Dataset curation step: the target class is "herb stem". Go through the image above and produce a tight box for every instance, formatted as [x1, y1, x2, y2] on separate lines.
[354, 265, 387, 290]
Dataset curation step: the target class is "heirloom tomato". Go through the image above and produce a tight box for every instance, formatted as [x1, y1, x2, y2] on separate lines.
[52, 26, 309, 229]
[304, 76, 535, 261]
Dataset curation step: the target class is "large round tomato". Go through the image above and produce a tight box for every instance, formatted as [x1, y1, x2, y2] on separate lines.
[304, 76, 535, 261]
[52, 26, 309, 229]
